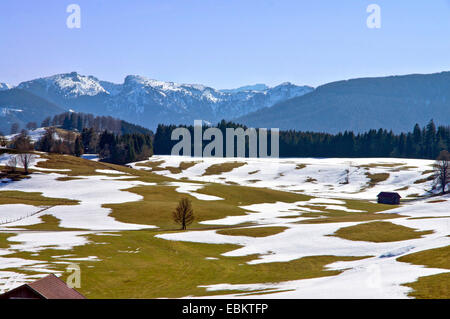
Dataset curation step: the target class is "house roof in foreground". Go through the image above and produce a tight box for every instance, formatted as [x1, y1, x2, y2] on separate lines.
[1, 274, 85, 299]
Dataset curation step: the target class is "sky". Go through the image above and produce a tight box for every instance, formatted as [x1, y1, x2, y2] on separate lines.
[1, 0, 450, 89]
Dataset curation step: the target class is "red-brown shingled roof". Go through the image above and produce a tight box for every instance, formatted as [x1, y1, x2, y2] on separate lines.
[27, 274, 85, 299]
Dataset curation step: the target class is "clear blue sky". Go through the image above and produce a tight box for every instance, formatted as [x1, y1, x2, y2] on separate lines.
[1, 0, 450, 88]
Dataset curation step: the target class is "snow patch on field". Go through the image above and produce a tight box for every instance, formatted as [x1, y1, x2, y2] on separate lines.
[167, 182, 223, 201]
[158, 193, 450, 299]
[0, 172, 156, 231]
[0, 204, 43, 224]
[5, 128, 48, 143]
[199, 259, 446, 299]
[7, 231, 91, 252]
[200, 201, 309, 226]
[0, 153, 48, 171]
[0, 160, 161, 289]
[1, 154, 448, 298]
[135, 156, 435, 200]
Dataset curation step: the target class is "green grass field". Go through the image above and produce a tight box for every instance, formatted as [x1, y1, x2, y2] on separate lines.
[108, 183, 311, 229]
[202, 162, 246, 176]
[135, 160, 199, 174]
[0, 190, 79, 206]
[331, 221, 433, 242]
[397, 246, 450, 299]
[0, 152, 447, 299]
[5, 230, 368, 298]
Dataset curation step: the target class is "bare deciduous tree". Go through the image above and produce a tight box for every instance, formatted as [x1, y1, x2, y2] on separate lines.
[433, 150, 450, 194]
[172, 197, 195, 230]
[12, 133, 33, 152]
[17, 153, 35, 175]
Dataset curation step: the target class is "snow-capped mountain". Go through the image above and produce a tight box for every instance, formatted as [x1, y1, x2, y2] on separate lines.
[17, 72, 314, 129]
[0, 83, 13, 91]
[220, 84, 269, 93]
[18, 72, 108, 98]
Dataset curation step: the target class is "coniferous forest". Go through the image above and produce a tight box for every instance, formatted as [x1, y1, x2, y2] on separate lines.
[5, 111, 449, 164]
[45, 112, 153, 135]
[32, 113, 154, 164]
[154, 120, 450, 160]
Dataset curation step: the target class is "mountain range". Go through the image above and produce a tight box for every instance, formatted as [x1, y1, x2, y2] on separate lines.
[1, 71, 450, 135]
[11, 72, 312, 130]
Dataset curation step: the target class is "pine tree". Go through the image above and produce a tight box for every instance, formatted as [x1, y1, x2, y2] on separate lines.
[41, 117, 51, 127]
[37, 128, 56, 152]
[424, 120, 437, 159]
[74, 136, 84, 157]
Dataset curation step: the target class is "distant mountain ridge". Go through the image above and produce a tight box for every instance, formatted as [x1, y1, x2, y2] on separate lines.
[237, 72, 450, 133]
[15, 72, 313, 129]
[220, 84, 269, 93]
[3, 71, 450, 135]
[0, 89, 65, 134]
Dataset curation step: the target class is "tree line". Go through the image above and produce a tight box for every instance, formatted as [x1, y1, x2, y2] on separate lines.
[6, 112, 153, 136]
[42, 112, 153, 135]
[2, 117, 449, 194]
[34, 127, 153, 164]
[3, 115, 449, 162]
[4, 128, 153, 165]
[2, 112, 155, 165]
[154, 120, 449, 160]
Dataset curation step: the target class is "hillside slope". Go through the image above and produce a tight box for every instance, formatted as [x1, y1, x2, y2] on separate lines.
[237, 72, 450, 133]
[0, 89, 65, 134]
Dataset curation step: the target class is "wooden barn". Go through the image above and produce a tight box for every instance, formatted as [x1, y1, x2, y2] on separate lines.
[0, 274, 85, 299]
[377, 192, 401, 205]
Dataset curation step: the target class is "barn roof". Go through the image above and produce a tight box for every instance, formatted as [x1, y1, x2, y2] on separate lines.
[377, 192, 401, 198]
[1, 274, 85, 299]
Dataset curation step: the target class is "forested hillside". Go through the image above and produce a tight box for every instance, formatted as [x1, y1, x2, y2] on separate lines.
[3, 112, 154, 165]
[45, 112, 153, 135]
[237, 72, 450, 133]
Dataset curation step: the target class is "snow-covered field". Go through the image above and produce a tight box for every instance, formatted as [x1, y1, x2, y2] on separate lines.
[158, 195, 450, 298]
[0, 154, 448, 298]
[131, 156, 436, 200]
[135, 156, 449, 298]
[5, 127, 48, 143]
[0, 153, 157, 291]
